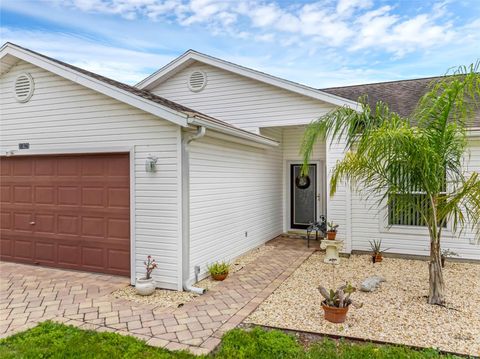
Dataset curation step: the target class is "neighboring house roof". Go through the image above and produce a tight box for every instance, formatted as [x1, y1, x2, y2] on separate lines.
[322, 77, 480, 127]
[0, 43, 278, 147]
[135, 49, 359, 109]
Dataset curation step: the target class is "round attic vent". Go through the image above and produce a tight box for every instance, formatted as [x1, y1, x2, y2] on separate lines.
[14, 73, 35, 103]
[188, 70, 207, 92]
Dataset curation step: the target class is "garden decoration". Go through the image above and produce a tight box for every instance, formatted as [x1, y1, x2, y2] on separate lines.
[135, 255, 158, 296]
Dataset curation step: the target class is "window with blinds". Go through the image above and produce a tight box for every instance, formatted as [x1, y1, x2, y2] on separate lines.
[388, 169, 446, 227]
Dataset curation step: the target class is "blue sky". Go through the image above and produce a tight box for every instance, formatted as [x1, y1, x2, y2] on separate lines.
[1, 0, 479, 87]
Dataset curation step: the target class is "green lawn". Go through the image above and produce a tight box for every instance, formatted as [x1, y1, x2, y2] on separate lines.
[0, 321, 459, 359]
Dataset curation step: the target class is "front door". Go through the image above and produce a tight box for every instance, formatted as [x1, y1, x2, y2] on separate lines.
[290, 164, 317, 229]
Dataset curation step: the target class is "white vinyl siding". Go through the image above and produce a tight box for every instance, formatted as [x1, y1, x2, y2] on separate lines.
[0, 60, 182, 289]
[325, 137, 351, 253]
[274, 126, 327, 232]
[150, 62, 335, 132]
[188, 128, 283, 280]
[349, 139, 480, 260]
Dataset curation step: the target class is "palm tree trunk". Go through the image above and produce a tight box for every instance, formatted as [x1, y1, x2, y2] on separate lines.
[428, 236, 445, 305]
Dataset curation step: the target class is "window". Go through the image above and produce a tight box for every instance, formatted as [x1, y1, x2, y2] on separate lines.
[388, 171, 446, 227]
[388, 193, 430, 226]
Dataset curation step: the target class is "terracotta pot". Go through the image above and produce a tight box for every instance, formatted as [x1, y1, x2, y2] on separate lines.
[326, 231, 337, 240]
[372, 253, 383, 263]
[322, 302, 349, 323]
[211, 273, 228, 281]
[135, 277, 155, 296]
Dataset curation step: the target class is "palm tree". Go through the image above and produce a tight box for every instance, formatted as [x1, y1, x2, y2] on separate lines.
[301, 64, 480, 305]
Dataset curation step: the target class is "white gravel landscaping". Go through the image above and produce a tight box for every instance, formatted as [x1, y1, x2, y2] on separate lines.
[112, 244, 275, 308]
[246, 252, 480, 356]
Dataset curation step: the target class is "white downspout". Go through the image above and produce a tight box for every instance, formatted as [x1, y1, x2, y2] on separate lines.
[182, 125, 206, 294]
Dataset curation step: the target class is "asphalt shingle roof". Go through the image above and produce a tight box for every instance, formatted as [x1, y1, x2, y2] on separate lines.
[321, 77, 480, 127]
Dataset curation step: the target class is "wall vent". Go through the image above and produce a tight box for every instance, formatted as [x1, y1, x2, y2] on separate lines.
[188, 70, 207, 92]
[14, 73, 35, 103]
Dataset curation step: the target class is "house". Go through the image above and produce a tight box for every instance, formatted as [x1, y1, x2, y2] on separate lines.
[1, 43, 478, 291]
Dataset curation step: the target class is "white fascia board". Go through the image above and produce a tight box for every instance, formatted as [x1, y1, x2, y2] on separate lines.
[187, 116, 279, 148]
[136, 50, 360, 110]
[136, 51, 194, 89]
[0, 44, 188, 127]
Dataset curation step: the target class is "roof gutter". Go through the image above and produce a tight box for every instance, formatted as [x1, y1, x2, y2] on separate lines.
[181, 125, 206, 295]
[187, 115, 279, 148]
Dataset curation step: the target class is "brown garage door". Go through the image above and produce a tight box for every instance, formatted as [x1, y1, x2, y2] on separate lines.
[0, 153, 130, 276]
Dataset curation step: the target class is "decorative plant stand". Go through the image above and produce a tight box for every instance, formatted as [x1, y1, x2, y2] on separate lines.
[320, 239, 344, 264]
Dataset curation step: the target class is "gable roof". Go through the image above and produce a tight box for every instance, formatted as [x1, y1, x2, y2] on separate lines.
[322, 77, 480, 127]
[0, 43, 278, 147]
[135, 49, 359, 109]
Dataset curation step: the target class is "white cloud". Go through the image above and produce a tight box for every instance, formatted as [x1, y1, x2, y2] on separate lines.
[0, 27, 173, 84]
[350, 5, 455, 57]
[52, 0, 466, 58]
[336, 0, 373, 16]
[3, 0, 478, 89]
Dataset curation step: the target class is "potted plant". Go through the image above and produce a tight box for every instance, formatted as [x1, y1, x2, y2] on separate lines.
[207, 261, 230, 281]
[319, 283, 362, 323]
[441, 249, 458, 268]
[135, 255, 158, 296]
[326, 222, 339, 240]
[369, 239, 389, 263]
[319, 258, 362, 323]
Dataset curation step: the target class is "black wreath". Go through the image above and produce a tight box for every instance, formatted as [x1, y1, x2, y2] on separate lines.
[295, 175, 311, 189]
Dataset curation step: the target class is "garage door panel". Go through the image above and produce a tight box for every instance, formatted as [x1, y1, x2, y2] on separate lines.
[14, 186, 32, 203]
[108, 218, 130, 239]
[35, 241, 55, 263]
[13, 158, 33, 176]
[1, 212, 11, 229]
[82, 247, 105, 269]
[13, 212, 33, 232]
[108, 188, 130, 208]
[58, 244, 81, 266]
[81, 157, 106, 176]
[108, 249, 130, 271]
[1, 185, 10, 203]
[108, 158, 130, 176]
[58, 215, 79, 235]
[1, 160, 11, 176]
[0, 238, 12, 257]
[57, 157, 80, 176]
[14, 239, 34, 260]
[82, 187, 105, 207]
[0, 153, 130, 276]
[82, 217, 106, 237]
[58, 186, 80, 206]
[35, 186, 55, 204]
[34, 157, 56, 176]
[34, 213, 55, 233]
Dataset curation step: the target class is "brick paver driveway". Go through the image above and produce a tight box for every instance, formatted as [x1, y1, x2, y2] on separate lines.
[0, 237, 314, 355]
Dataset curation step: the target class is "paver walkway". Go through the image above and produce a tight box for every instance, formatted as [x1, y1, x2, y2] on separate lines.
[0, 236, 315, 354]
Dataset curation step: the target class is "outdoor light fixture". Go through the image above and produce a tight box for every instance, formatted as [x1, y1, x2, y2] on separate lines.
[145, 154, 158, 173]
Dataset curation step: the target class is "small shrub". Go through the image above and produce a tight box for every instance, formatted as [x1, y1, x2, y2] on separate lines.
[207, 261, 230, 276]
